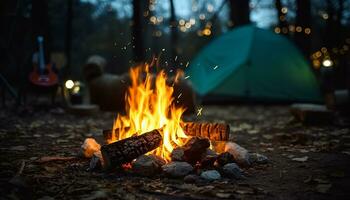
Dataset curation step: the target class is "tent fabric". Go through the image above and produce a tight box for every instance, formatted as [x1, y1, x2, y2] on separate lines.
[186, 25, 323, 102]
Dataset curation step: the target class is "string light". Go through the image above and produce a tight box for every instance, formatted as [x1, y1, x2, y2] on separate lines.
[274, 27, 281, 34]
[296, 26, 302, 32]
[202, 28, 211, 36]
[281, 7, 288, 14]
[304, 28, 311, 34]
[322, 13, 329, 20]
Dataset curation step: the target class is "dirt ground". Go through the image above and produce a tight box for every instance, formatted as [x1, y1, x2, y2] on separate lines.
[0, 105, 349, 200]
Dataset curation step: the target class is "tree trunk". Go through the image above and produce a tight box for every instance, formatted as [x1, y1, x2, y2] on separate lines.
[169, 0, 178, 68]
[228, 0, 250, 28]
[65, 0, 73, 72]
[132, 0, 144, 62]
[295, 0, 311, 56]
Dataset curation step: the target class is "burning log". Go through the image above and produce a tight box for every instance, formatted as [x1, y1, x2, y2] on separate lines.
[103, 122, 229, 143]
[101, 129, 162, 169]
[181, 122, 230, 141]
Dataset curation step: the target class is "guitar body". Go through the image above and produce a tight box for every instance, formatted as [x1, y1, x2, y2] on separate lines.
[29, 63, 58, 87]
[29, 36, 59, 87]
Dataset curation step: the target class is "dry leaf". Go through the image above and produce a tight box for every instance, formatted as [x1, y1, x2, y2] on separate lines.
[316, 184, 332, 194]
[292, 156, 308, 162]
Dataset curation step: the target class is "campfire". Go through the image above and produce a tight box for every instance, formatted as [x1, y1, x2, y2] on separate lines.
[81, 63, 267, 180]
[109, 64, 188, 161]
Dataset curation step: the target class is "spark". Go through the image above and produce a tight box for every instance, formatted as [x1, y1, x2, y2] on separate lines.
[177, 93, 182, 99]
[185, 62, 189, 67]
[174, 56, 178, 61]
[213, 65, 218, 70]
[197, 107, 203, 116]
[184, 75, 190, 79]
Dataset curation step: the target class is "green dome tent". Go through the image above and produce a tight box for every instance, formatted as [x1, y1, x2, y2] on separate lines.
[186, 25, 322, 102]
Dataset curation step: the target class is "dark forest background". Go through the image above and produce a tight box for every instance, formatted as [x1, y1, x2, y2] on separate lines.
[1, 0, 350, 90]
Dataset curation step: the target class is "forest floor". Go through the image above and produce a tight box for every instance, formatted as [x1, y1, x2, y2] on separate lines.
[0, 104, 350, 200]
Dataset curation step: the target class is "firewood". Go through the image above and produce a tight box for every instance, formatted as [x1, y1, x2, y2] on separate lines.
[103, 122, 230, 143]
[101, 129, 162, 169]
[183, 137, 210, 164]
[181, 122, 230, 141]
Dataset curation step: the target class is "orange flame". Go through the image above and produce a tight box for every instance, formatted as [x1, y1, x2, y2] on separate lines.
[110, 64, 188, 161]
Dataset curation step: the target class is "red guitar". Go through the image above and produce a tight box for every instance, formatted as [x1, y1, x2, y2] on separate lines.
[29, 36, 58, 87]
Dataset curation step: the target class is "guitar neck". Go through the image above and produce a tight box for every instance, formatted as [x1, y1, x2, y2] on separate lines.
[37, 36, 46, 73]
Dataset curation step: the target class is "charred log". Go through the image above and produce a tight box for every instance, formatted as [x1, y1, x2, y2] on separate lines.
[101, 129, 162, 169]
[103, 122, 230, 143]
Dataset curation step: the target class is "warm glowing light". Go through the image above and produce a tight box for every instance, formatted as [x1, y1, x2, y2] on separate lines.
[322, 13, 329, 20]
[110, 65, 188, 161]
[315, 51, 322, 58]
[274, 27, 281, 34]
[289, 25, 295, 32]
[65, 80, 74, 89]
[304, 28, 311, 34]
[207, 4, 214, 12]
[279, 15, 286, 21]
[72, 86, 80, 94]
[282, 27, 288, 34]
[322, 59, 333, 67]
[312, 60, 321, 69]
[281, 7, 288, 14]
[190, 18, 196, 25]
[202, 28, 211, 36]
[179, 19, 185, 26]
[150, 16, 157, 24]
[321, 47, 327, 53]
[296, 26, 302, 32]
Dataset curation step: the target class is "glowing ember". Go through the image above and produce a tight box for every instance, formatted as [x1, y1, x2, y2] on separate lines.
[109, 64, 188, 161]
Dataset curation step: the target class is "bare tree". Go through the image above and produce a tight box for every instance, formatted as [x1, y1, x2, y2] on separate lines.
[295, 0, 311, 56]
[132, 0, 144, 62]
[228, 0, 250, 28]
[169, 0, 178, 67]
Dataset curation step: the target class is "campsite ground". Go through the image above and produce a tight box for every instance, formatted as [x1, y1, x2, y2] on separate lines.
[0, 105, 349, 199]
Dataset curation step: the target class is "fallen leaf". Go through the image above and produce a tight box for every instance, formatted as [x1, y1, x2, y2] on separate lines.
[10, 146, 27, 151]
[37, 156, 77, 163]
[292, 156, 308, 162]
[262, 134, 273, 140]
[330, 170, 345, 178]
[316, 184, 332, 194]
[216, 193, 232, 198]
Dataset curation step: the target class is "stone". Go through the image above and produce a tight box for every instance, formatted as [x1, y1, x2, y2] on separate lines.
[162, 161, 193, 178]
[225, 142, 250, 166]
[81, 138, 101, 158]
[222, 163, 243, 179]
[217, 152, 235, 166]
[184, 174, 200, 183]
[88, 151, 104, 171]
[200, 170, 221, 181]
[249, 153, 268, 164]
[132, 154, 165, 177]
[200, 149, 218, 168]
[290, 103, 333, 124]
[183, 137, 210, 164]
[82, 190, 108, 200]
[171, 147, 185, 161]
